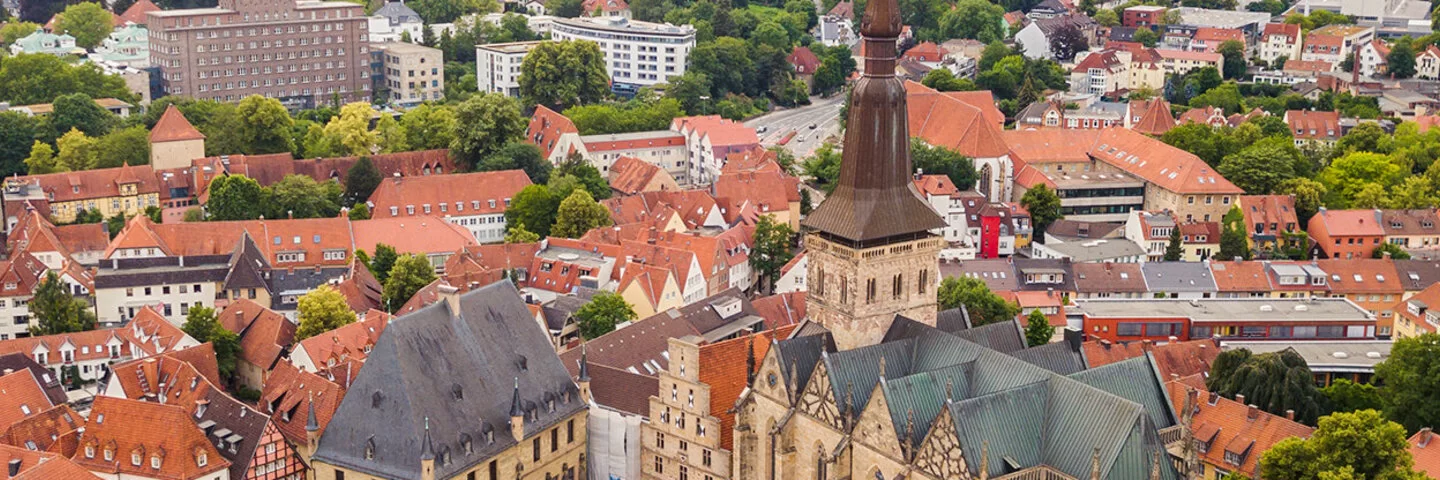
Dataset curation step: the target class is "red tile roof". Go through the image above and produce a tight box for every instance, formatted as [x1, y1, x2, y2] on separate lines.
[1209, 261, 1273, 292]
[713, 171, 801, 223]
[828, 0, 854, 18]
[350, 216, 479, 256]
[913, 174, 959, 196]
[148, 105, 205, 143]
[117, 0, 159, 25]
[1262, 22, 1300, 40]
[259, 362, 345, 445]
[1082, 338, 1221, 379]
[670, 116, 760, 148]
[1286, 110, 1342, 141]
[106, 217, 357, 268]
[1, 405, 82, 457]
[217, 299, 295, 372]
[75, 397, 230, 480]
[581, 0, 628, 13]
[365, 169, 532, 218]
[583, 132, 686, 153]
[1395, 282, 1440, 335]
[0, 371, 52, 436]
[443, 243, 541, 292]
[752, 291, 806, 330]
[1180, 221, 1221, 243]
[15, 164, 160, 205]
[787, 46, 821, 75]
[722, 147, 783, 174]
[1311, 209, 1386, 237]
[1240, 195, 1299, 239]
[393, 278, 451, 315]
[1192, 28, 1244, 50]
[902, 42, 948, 63]
[331, 259, 384, 314]
[907, 81, 1010, 158]
[1089, 128, 1242, 194]
[1317, 259, 1402, 295]
[1178, 105, 1227, 127]
[1283, 59, 1333, 74]
[1168, 376, 1314, 477]
[1131, 98, 1176, 136]
[617, 263, 673, 309]
[0, 307, 194, 368]
[608, 156, 669, 195]
[698, 325, 796, 450]
[0, 441, 98, 479]
[1408, 428, 1440, 478]
[292, 313, 388, 376]
[526, 105, 579, 158]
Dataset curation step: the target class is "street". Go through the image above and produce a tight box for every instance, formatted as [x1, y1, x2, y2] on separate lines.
[745, 94, 846, 158]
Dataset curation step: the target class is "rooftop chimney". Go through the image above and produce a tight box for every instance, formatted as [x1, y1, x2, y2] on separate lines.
[1247, 404, 1259, 420]
[438, 284, 461, 317]
[1235, 393, 1245, 404]
[1285, 409, 1295, 421]
[1421, 427, 1434, 448]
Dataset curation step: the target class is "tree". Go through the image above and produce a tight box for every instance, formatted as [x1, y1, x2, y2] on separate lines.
[1020, 184, 1062, 241]
[399, 104, 457, 150]
[554, 153, 610, 199]
[921, 69, 977, 92]
[1046, 22, 1089, 62]
[0, 111, 36, 177]
[348, 203, 371, 220]
[799, 188, 813, 216]
[938, 276, 1019, 326]
[749, 214, 794, 294]
[264, 175, 343, 220]
[575, 292, 637, 339]
[911, 138, 976, 190]
[546, 0, 583, 17]
[1388, 38, 1417, 79]
[1219, 141, 1298, 194]
[344, 156, 382, 206]
[382, 254, 437, 312]
[28, 272, 93, 336]
[452, 94, 527, 171]
[1388, 177, 1437, 209]
[321, 102, 380, 156]
[235, 95, 295, 155]
[1334, 122, 1387, 155]
[1277, 178, 1327, 227]
[552, 189, 612, 238]
[751, 21, 790, 49]
[688, 37, 755, 99]
[1207, 348, 1324, 425]
[180, 306, 242, 384]
[1375, 333, 1440, 434]
[366, 243, 400, 285]
[1023, 309, 1054, 347]
[295, 285, 358, 340]
[54, 128, 98, 172]
[1373, 243, 1412, 260]
[0, 53, 134, 105]
[564, 97, 684, 135]
[519, 40, 611, 110]
[1133, 28, 1158, 47]
[506, 185, 560, 237]
[1093, 8, 1118, 26]
[104, 213, 125, 239]
[939, 0, 1005, 44]
[206, 175, 265, 220]
[0, 22, 39, 44]
[143, 206, 162, 223]
[1318, 152, 1401, 208]
[1322, 379, 1384, 414]
[1218, 40, 1247, 79]
[56, 2, 113, 49]
[24, 141, 59, 175]
[95, 125, 150, 169]
[479, 142, 552, 184]
[1164, 226, 1184, 261]
[505, 222, 541, 243]
[1259, 410, 1424, 480]
[1219, 205, 1251, 261]
[52, 92, 115, 137]
[803, 142, 842, 192]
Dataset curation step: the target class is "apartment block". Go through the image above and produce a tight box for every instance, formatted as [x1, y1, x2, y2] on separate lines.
[549, 16, 695, 94]
[371, 41, 444, 107]
[147, 0, 373, 106]
[477, 41, 541, 97]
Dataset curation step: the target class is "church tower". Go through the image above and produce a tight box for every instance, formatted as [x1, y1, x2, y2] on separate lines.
[802, 0, 946, 350]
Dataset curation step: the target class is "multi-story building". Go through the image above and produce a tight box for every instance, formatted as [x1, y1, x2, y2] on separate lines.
[1124, 210, 1175, 262]
[1309, 208, 1386, 259]
[371, 41, 443, 107]
[150, 104, 208, 170]
[1238, 194, 1302, 252]
[553, 130, 690, 182]
[368, 0, 424, 43]
[147, 0, 373, 106]
[1358, 39, 1390, 76]
[1378, 209, 1440, 258]
[92, 25, 152, 68]
[476, 41, 540, 97]
[1154, 48, 1223, 76]
[1418, 45, 1440, 79]
[0, 307, 199, 384]
[1069, 49, 1130, 95]
[549, 16, 695, 94]
[1075, 297, 1376, 342]
[4, 163, 162, 224]
[8, 31, 82, 56]
[1320, 258, 1402, 337]
[0, 252, 47, 340]
[94, 254, 233, 326]
[670, 116, 760, 186]
[1259, 22, 1302, 65]
[311, 282, 588, 480]
[1311, 24, 1376, 59]
[75, 397, 232, 480]
[1285, 109, 1342, 146]
[365, 170, 531, 243]
[1123, 5, 1166, 27]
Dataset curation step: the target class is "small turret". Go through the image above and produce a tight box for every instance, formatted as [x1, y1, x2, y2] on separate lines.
[420, 417, 436, 480]
[510, 378, 525, 442]
[577, 346, 592, 403]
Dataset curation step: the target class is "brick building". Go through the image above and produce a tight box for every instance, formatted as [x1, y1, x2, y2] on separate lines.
[147, 0, 372, 106]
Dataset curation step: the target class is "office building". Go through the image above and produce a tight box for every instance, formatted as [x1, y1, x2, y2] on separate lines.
[549, 16, 695, 94]
[371, 41, 444, 106]
[476, 41, 541, 97]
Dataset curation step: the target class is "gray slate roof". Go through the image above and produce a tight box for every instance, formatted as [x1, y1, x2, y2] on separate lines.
[1141, 262, 1219, 293]
[375, 0, 422, 24]
[312, 281, 585, 479]
[1010, 341, 1086, 375]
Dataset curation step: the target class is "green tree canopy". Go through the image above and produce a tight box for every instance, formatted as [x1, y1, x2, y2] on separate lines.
[1218, 40, 1247, 79]
[1020, 184, 1062, 240]
[263, 175, 343, 220]
[1164, 226, 1184, 261]
[295, 285, 358, 340]
[451, 94, 526, 171]
[180, 305, 242, 384]
[1375, 333, 1440, 434]
[479, 142, 552, 184]
[56, 2, 114, 49]
[382, 254, 438, 312]
[911, 138, 977, 191]
[519, 40, 611, 110]
[1389, 38, 1417, 79]
[506, 185, 560, 237]
[938, 276, 1019, 326]
[1023, 309, 1054, 347]
[52, 92, 115, 137]
[235, 95, 296, 155]
[344, 156, 382, 206]
[1321, 379, 1384, 414]
[576, 292, 637, 339]
[1259, 410, 1424, 480]
[552, 189, 613, 238]
[28, 272, 94, 336]
[399, 104, 458, 150]
[1219, 205, 1252, 261]
[749, 214, 795, 294]
[1207, 348, 1324, 424]
[939, 0, 1006, 43]
[0, 53, 135, 105]
[504, 221, 541, 243]
[206, 174, 265, 221]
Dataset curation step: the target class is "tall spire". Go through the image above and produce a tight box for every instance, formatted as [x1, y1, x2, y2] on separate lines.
[305, 392, 319, 432]
[577, 345, 591, 382]
[800, 0, 944, 246]
[420, 417, 435, 461]
[509, 377, 524, 417]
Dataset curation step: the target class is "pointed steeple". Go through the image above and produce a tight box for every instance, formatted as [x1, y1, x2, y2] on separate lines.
[577, 345, 591, 382]
[305, 392, 319, 432]
[800, 0, 944, 246]
[420, 417, 435, 461]
[149, 105, 205, 143]
[509, 377, 524, 417]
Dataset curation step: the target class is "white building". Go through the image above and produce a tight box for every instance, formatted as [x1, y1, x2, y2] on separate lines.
[1259, 23, 1303, 65]
[368, 0, 425, 43]
[913, 175, 983, 259]
[476, 41, 541, 97]
[0, 308, 199, 384]
[93, 256, 229, 327]
[549, 16, 696, 94]
[551, 130, 690, 183]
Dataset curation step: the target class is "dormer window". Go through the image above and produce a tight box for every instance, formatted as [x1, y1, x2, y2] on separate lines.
[104, 448, 114, 462]
[197, 452, 207, 467]
[132, 452, 142, 466]
[85, 446, 95, 458]
[151, 455, 162, 469]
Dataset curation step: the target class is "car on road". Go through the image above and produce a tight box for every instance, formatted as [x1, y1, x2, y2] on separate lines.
[808, 123, 817, 129]
[757, 126, 768, 133]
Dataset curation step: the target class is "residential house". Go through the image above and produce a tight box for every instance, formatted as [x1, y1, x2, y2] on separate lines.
[711, 169, 802, 230]
[7, 31, 82, 56]
[1155, 48, 1223, 76]
[608, 156, 681, 196]
[1189, 27, 1244, 53]
[1177, 105, 1228, 127]
[581, 0, 630, 18]
[1418, 46, 1440, 80]
[1016, 97, 1129, 129]
[615, 263, 681, 318]
[549, 131, 689, 184]
[1358, 39, 1391, 77]
[368, 0, 425, 43]
[1123, 5, 1166, 27]
[524, 238, 619, 303]
[94, 253, 236, 326]
[216, 299, 296, 392]
[73, 396, 231, 480]
[1239, 195, 1302, 252]
[906, 81, 1012, 202]
[1015, 14, 1098, 60]
[787, 46, 821, 86]
[91, 24, 150, 68]
[288, 312, 388, 377]
[365, 169, 531, 244]
[1124, 210, 1176, 262]
[1209, 260, 1274, 298]
[1030, 237, 1149, 262]
[1312, 24, 1375, 60]
[1072, 262, 1148, 299]
[0, 252, 49, 340]
[259, 362, 345, 461]
[1285, 109, 1343, 146]
[310, 282, 589, 480]
[527, 105, 581, 161]
[1408, 428, 1440, 479]
[1308, 208, 1386, 259]
[1378, 209, 1440, 259]
[1259, 23, 1302, 65]
[350, 216, 478, 273]
[442, 242, 540, 293]
[1075, 297, 1374, 342]
[0, 441, 98, 478]
[4, 163, 161, 224]
[1027, 0, 1069, 18]
[1180, 222, 1221, 261]
[671, 116, 761, 186]
[0, 307, 198, 384]
[1166, 377, 1315, 479]
[1393, 281, 1440, 338]
[1141, 262, 1218, 299]
[1319, 258, 1402, 337]
[1069, 50, 1131, 96]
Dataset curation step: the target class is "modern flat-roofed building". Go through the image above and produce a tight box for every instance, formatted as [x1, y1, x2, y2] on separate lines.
[549, 16, 695, 94]
[147, 0, 373, 106]
[1074, 297, 1376, 343]
[371, 41, 444, 107]
[477, 41, 541, 97]
[1224, 340, 1390, 386]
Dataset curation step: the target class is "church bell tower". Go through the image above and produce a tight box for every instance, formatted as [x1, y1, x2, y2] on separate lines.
[801, 0, 946, 350]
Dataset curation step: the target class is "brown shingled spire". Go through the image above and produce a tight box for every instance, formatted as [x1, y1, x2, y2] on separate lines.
[800, 0, 944, 246]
